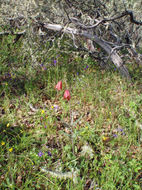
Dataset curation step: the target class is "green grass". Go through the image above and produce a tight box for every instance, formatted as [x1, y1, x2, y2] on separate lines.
[0, 35, 142, 189]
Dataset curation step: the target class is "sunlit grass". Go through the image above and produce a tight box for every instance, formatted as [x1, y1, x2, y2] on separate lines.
[0, 36, 142, 189]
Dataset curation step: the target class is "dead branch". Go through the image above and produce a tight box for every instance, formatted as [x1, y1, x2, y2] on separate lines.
[0, 0, 141, 81]
[0, 30, 26, 43]
[0, 30, 26, 36]
[70, 10, 142, 30]
[43, 22, 131, 80]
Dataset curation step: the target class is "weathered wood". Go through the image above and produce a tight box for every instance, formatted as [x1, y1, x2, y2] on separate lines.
[43, 23, 131, 80]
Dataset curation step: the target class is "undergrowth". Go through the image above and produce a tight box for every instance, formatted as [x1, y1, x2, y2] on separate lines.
[0, 35, 142, 190]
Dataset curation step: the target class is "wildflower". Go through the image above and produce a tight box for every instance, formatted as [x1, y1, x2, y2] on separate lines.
[48, 151, 52, 157]
[117, 128, 123, 132]
[64, 90, 71, 101]
[42, 66, 47, 71]
[84, 65, 89, 70]
[6, 123, 10, 127]
[102, 136, 109, 142]
[117, 128, 125, 135]
[54, 60, 57, 64]
[38, 151, 44, 157]
[113, 134, 117, 138]
[55, 81, 62, 91]
[1, 141, 5, 146]
[53, 60, 57, 66]
[9, 148, 13, 152]
[41, 110, 45, 114]
[54, 105, 59, 110]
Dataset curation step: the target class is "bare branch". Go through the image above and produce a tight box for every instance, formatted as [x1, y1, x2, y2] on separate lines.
[43, 22, 131, 80]
[0, 30, 26, 36]
[71, 10, 142, 30]
[126, 10, 142, 25]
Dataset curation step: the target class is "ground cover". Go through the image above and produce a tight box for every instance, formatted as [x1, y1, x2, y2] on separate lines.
[0, 36, 142, 189]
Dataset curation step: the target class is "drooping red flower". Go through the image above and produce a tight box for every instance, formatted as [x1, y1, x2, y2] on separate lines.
[63, 90, 71, 101]
[55, 81, 62, 91]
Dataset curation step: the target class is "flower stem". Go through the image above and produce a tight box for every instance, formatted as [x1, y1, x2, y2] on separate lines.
[69, 101, 75, 155]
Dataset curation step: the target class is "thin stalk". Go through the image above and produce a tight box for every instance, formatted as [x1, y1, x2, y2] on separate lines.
[69, 101, 75, 155]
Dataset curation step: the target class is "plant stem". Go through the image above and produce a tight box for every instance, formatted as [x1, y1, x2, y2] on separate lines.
[69, 101, 75, 155]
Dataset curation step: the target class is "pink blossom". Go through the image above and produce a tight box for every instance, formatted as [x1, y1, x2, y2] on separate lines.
[55, 81, 62, 91]
[64, 90, 71, 101]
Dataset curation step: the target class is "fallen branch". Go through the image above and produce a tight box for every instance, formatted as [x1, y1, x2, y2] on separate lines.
[0, 30, 26, 36]
[0, 30, 26, 43]
[43, 23, 131, 80]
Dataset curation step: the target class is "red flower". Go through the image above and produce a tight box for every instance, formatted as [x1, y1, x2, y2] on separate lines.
[64, 90, 71, 101]
[55, 81, 62, 91]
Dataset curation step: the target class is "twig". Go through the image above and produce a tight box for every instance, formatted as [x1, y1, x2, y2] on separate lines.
[70, 10, 142, 30]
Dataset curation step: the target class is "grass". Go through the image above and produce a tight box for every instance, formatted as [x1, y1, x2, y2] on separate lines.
[0, 35, 142, 190]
